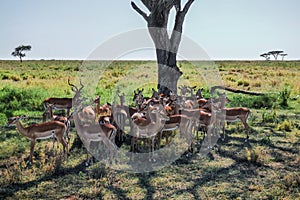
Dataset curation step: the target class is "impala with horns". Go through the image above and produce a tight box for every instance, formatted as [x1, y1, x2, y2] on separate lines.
[7, 116, 68, 162]
[43, 78, 84, 117]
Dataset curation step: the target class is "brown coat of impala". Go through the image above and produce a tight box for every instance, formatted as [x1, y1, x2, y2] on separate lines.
[7, 116, 68, 162]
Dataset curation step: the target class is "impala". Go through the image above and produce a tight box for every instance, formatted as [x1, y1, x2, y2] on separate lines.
[112, 105, 128, 143]
[197, 93, 230, 111]
[7, 116, 68, 162]
[181, 108, 217, 148]
[43, 104, 71, 142]
[133, 88, 146, 111]
[130, 105, 169, 153]
[73, 112, 117, 165]
[159, 113, 195, 152]
[43, 78, 84, 116]
[218, 107, 251, 141]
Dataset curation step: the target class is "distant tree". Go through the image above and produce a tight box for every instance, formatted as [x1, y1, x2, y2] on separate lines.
[11, 45, 32, 62]
[268, 50, 284, 60]
[279, 53, 288, 61]
[260, 53, 270, 60]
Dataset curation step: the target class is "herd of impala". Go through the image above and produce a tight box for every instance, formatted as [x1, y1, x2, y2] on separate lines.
[7, 79, 251, 164]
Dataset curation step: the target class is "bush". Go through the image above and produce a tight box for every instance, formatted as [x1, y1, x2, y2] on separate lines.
[279, 86, 291, 108]
[283, 172, 300, 188]
[244, 146, 270, 166]
[277, 120, 293, 132]
[228, 94, 277, 109]
[0, 86, 47, 118]
[0, 113, 7, 126]
[261, 108, 278, 124]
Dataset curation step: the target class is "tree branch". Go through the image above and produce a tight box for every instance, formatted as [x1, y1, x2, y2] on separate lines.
[169, 0, 195, 53]
[131, 1, 149, 22]
[182, 0, 195, 16]
[141, 0, 152, 11]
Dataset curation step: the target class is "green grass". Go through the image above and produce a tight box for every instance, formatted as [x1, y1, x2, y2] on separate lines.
[0, 60, 300, 199]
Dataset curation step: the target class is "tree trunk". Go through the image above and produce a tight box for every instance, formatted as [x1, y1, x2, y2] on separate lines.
[131, 0, 195, 95]
[211, 86, 265, 96]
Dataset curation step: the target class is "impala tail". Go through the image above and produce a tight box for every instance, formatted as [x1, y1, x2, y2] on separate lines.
[246, 110, 251, 123]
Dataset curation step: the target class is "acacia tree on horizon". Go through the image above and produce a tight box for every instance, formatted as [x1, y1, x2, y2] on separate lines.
[11, 45, 32, 62]
[268, 50, 284, 60]
[260, 53, 270, 61]
[131, 0, 195, 95]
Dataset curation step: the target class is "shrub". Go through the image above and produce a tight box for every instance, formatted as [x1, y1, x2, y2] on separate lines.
[243, 80, 250, 87]
[0, 86, 47, 117]
[252, 82, 261, 87]
[237, 80, 250, 87]
[228, 94, 277, 109]
[0, 113, 7, 126]
[244, 146, 270, 166]
[237, 80, 243, 86]
[252, 94, 277, 109]
[279, 86, 291, 107]
[277, 120, 293, 132]
[283, 172, 300, 188]
[261, 108, 278, 124]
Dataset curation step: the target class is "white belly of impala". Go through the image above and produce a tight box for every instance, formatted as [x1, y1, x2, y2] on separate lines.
[35, 130, 58, 140]
[226, 116, 240, 122]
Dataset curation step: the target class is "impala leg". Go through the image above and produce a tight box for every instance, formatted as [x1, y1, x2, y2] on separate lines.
[165, 131, 169, 145]
[149, 137, 156, 163]
[67, 109, 70, 118]
[131, 136, 137, 152]
[242, 119, 250, 142]
[85, 149, 91, 166]
[57, 136, 68, 160]
[194, 121, 199, 141]
[156, 132, 162, 150]
[65, 121, 71, 144]
[222, 120, 226, 141]
[29, 140, 36, 162]
[207, 126, 212, 149]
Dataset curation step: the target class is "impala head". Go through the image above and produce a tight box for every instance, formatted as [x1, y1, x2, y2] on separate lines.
[216, 93, 230, 108]
[196, 88, 204, 99]
[99, 116, 111, 124]
[131, 112, 144, 121]
[189, 86, 197, 95]
[93, 96, 100, 104]
[179, 85, 187, 96]
[7, 116, 25, 126]
[44, 103, 55, 112]
[149, 105, 170, 121]
[168, 92, 177, 101]
[133, 88, 144, 101]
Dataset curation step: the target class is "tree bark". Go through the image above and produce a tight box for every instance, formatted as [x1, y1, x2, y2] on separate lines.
[131, 0, 195, 95]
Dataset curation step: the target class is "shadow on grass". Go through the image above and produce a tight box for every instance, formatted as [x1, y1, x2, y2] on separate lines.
[0, 161, 88, 198]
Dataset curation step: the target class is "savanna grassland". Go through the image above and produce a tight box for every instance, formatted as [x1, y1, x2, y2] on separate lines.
[0, 60, 300, 199]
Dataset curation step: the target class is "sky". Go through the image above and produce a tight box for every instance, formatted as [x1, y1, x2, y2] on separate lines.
[0, 0, 299, 60]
